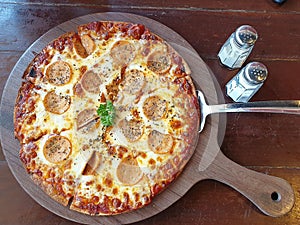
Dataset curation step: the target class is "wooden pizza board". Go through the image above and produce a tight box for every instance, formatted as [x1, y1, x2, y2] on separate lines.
[0, 12, 295, 224]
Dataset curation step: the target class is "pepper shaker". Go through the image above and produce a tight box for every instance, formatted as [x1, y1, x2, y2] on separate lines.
[226, 62, 268, 103]
[218, 25, 258, 69]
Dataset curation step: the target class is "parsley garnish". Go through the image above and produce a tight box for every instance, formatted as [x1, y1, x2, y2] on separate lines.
[97, 100, 116, 127]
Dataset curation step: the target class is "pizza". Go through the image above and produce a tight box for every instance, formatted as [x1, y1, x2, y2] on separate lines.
[14, 21, 199, 215]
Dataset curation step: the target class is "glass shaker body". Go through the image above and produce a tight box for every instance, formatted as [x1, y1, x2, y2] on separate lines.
[218, 25, 258, 69]
[226, 62, 268, 103]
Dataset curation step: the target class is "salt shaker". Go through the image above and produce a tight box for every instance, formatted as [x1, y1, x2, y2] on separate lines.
[226, 62, 268, 103]
[218, 25, 258, 69]
[273, 0, 287, 5]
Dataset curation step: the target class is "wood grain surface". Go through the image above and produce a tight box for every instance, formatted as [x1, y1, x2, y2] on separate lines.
[0, 1, 299, 225]
[0, 12, 224, 224]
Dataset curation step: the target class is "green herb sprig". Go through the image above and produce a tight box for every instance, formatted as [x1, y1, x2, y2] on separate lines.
[97, 100, 116, 127]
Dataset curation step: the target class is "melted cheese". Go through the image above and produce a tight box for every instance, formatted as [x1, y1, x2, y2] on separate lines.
[17, 25, 198, 215]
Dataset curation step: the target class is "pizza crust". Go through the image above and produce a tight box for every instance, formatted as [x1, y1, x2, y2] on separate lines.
[32, 174, 71, 206]
[14, 21, 200, 216]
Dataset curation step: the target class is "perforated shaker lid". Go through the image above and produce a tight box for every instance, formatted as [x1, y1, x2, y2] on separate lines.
[245, 62, 268, 84]
[235, 25, 258, 46]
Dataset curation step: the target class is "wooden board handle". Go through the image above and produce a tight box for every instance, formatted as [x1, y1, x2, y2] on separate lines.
[205, 151, 295, 217]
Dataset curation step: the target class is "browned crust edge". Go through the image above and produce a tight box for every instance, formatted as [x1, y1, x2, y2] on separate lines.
[14, 20, 200, 216]
[31, 173, 71, 206]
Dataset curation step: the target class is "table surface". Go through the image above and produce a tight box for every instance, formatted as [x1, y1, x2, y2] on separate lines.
[0, 1, 299, 225]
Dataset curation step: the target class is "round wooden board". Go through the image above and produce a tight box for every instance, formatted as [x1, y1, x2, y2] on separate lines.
[0, 12, 225, 224]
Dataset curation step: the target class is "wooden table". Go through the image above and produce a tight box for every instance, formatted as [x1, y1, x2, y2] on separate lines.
[0, 1, 299, 224]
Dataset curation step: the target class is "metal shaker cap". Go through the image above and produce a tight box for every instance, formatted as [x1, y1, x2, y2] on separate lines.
[234, 25, 258, 47]
[244, 62, 268, 84]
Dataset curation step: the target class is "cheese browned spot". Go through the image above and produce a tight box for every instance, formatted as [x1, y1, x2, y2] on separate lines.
[15, 21, 200, 216]
[46, 61, 72, 85]
[148, 130, 173, 154]
[43, 90, 71, 114]
[120, 69, 145, 95]
[43, 135, 71, 163]
[147, 50, 171, 74]
[117, 157, 143, 185]
[76, 108, 98, 129]
[119, 118, 144, 142]
[81, 34, 95, 55]
[143, 95, 167, 121]
[81, 71, 101, 93]
[111, 41, 136, 66]
[82, 151, 102, 175]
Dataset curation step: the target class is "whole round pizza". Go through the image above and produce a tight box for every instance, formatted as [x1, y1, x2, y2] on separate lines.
[14, 21, 199, 215]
